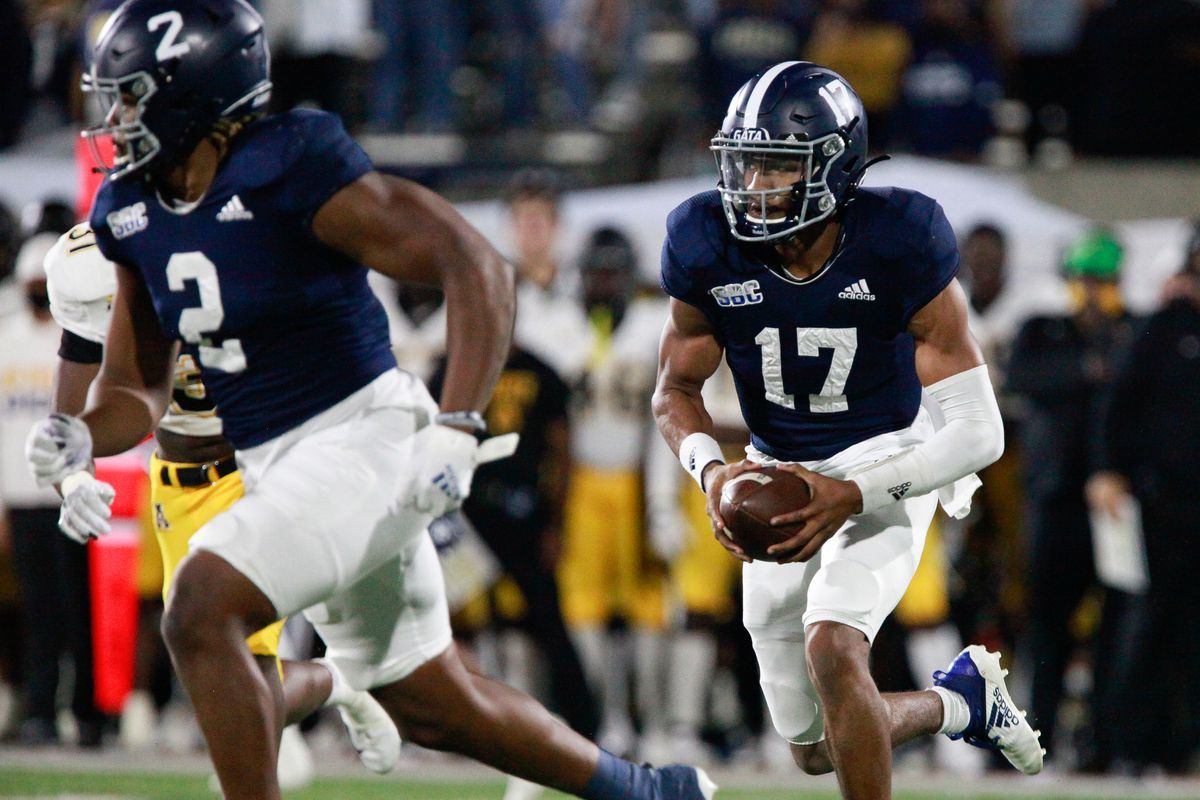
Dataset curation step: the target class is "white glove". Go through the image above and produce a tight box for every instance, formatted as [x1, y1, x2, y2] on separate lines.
[58, 471, 116, 544]
[25, 413, 94, 487]
[647, 506, 689, 563]
[408, 426, 519, 519]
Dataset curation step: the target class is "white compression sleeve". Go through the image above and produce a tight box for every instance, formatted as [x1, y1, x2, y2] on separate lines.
[850, 365, 1003, 514]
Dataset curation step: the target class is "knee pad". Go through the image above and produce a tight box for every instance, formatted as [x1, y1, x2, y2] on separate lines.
[760, 674, 825, 745]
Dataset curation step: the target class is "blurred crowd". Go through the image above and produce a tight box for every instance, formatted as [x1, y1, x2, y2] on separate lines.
[5, 0, 1200, 169]
[1, 168, 1199, 781]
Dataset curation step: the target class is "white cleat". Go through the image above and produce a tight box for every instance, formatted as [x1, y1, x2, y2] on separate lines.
[336, 689, 401, 774]
[695, 767, 718, 799]
[932, 645, 1045, 776]
[276, 725, 315, 790]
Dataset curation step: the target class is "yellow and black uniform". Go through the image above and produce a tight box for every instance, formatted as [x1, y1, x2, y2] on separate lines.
[559, 296, 669, 629]
[431, 347, 598, 737]
[45, 225, 283, 659]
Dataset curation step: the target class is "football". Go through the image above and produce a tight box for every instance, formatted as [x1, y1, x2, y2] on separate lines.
[718, 466, 812, 561]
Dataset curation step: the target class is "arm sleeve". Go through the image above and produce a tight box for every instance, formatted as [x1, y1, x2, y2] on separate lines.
[851, 365, 1004, 514]
[899, 199, 960, 326]
[275, 112, 373, 229]
[59, 329, 104, 364]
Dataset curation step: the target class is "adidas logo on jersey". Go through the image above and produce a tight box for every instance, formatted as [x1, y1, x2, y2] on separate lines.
[216, 195, 254, 222]
[838, 279, 875, 301]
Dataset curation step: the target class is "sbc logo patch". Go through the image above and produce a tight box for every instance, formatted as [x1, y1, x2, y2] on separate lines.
[107, 202, 149, 240]
[709, 280, 763, 307]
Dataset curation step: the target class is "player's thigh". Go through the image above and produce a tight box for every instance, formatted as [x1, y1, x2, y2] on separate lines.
[674, 487, 740, 619]
[306, 531, 453, 691]
[894, 512, 950, 628]
[558, 467, 619, 626]
[150, 459, 283, 657]
[598, 470, 666, 628]
[801, 492, 937, 641]
[743, 557, 824, 744]
[189, 406, 428, 618]
[149, 455, 245, 604]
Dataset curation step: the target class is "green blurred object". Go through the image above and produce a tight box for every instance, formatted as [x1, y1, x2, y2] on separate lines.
[1063, 229, 1123, 280]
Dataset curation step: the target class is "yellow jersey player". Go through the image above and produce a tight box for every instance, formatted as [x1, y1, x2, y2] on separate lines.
[559, 227, 672, 757]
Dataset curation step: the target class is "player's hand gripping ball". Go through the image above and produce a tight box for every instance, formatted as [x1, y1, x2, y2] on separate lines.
[719, 466, 812, 561]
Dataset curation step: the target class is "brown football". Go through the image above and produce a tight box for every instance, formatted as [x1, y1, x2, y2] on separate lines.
[718, 466, 812, 561]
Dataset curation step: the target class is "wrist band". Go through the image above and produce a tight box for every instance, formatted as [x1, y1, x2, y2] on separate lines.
[435, 410, 488, 434]
[679, 432, 725, 491]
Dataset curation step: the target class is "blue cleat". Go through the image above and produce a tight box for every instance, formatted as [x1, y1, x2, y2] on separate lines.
[933, 645, 1045, 775]
[653, 764, 718, 799]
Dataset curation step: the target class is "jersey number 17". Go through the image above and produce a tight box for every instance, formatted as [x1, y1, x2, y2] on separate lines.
[754, 326, 857, 413]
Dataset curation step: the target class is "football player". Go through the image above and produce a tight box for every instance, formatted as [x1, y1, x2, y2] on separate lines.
[24, 3, 713, 799]
[42, 223, 400, 777]
[558, 226, 672, 757]
[652, 61, 1043, 796]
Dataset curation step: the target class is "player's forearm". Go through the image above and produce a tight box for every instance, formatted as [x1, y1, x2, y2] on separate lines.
[438, 252, 515, 413]
[652, 383, 716, 455]
[79, 383, 166, 458]
[52, 359, 101, 417]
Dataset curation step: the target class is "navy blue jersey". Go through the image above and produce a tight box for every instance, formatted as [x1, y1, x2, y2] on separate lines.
[661, 187, 958, 462]
[90, 110, 395, 449]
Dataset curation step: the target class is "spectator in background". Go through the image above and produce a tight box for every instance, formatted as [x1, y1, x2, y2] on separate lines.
[558, 226, 671, 759]
[893, 0, 1000, 160]
[1007, 229, 1136, 771]
[806, 0, 910, 150]
[953, 223, 1024, 653]
[22, 197, 76, 240]
[505, 169, 591, 383]
[694, 1, 815, 135]
[1086, 234, 1200, 775]
[0, 202, 21, 320]
[1074, 0, 1200, 156]
[367, 1, 466, 132]
[260, 0, 370, 123]
[1008, 0, 1085, 150]
[433, 336, 599, 741]
[0, 233, 103, 747]
[0, 0, 33, 149]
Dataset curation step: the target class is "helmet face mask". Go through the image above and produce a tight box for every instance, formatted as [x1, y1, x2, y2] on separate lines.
[711, 61, 867, 243]
[82, 69, 163, 180]
[712, 131, 848, 242]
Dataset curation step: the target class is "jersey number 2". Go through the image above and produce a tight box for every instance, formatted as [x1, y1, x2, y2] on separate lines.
[166, 252, 247, 373]
[755, 326, 857, 413]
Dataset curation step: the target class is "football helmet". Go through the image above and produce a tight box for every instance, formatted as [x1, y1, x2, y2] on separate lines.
[711, 61, 868, 242]
[82, 0, 271, 181]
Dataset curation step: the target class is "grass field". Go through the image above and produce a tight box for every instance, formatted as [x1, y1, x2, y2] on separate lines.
[1, 763, 1197, 800]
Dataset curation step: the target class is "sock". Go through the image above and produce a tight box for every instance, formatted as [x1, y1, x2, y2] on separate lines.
[315, 658, 356, 708]
[633, 628, 666, 733]
[668, 631, 716, 733]
[931, 685, 970, 736]
[582, 749, 657, 800]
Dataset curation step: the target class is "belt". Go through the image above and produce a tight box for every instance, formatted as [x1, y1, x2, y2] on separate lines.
[159, 455, 238, 488]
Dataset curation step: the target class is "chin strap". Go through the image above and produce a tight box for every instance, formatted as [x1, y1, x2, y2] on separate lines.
[846, 153, 891, 194]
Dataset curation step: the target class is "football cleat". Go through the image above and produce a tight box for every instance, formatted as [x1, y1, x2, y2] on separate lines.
[336, 689, 401, 774]
[653, 764, 718, 799]
[933, 645, 1045, 775]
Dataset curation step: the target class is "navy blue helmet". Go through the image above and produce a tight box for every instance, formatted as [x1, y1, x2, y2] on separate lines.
[711, 61, 868, 242]
[83, 0, 271, 181]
